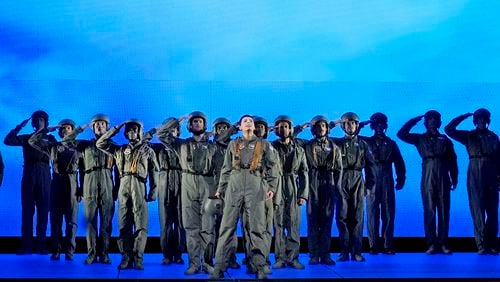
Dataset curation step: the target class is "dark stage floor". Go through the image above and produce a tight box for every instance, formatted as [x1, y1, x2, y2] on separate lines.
[1, 252, 500, 281]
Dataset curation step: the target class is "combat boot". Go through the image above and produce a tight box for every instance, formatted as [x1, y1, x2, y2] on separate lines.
[118, 255, 131, 270]
[308, 257, 320, 265]
[337, 252, 349, 262]
[288, 260, 305, 269]
[84, 253, 97, 264]
[50, 252, 60, 260]
[351, 253, 365, 262]
[272, 260, 286, 269]
[134, 256, 144, 270]
[173, 256, 185, 264]
[441, 245, 452, 255]
[425, 245, 437, 255]
[321, 256, 336, 265]
[100, 253, 112, 264]
[184, 264, 200, 275]
[256, 270, 267, 279]
[209, 269, 224, 279]
[65, 252, 74, 261]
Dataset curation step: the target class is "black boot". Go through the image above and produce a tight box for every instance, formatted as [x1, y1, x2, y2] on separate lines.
[50, 252, 60, 260]
[118, 255, 131, 270]
[100, 253, 112, 264]
[134, 256, 144, 270]
[84, 253, 97, 264]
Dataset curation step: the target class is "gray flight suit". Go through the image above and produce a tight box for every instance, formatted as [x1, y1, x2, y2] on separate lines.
[177, 136, 217, 269]
[304, 137, 343, 261]
[445, 115, 500, 251]
[213, 130, 237, 265]
[5, 126, 57, 253]
[96, 127, 160, 263]
[29, 130, 82, 256]
[265, 147, 280, 265]
[150, 135, 185, 262]
[333, 136, 376, 256]
[215, 125, 269, 268]
[362, 134, 406, 251]
[398, 121, 458, 249]
[70, 128, 119, 260]
[213, 136, 279, 273]
[270, 138, 309, 264]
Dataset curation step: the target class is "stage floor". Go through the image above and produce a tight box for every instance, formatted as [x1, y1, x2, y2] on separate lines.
[1, 252, 499, 280]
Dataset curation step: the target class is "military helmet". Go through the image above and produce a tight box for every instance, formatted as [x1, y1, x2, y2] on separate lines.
[340, 112, 360, 123]
[423, 110, 441, 129]
[31, 110, 49, 125]
[253, 116, 268, 127]
[153, 117, 180, 138]
[204, 196, 224, 217]
[310, 115, 329, 136]
[369, 112, 388, 130]
[124, 119, 144, 140]
[91, 113, 110, 124]
[473, 108, 491, 125]
[424, 110, 441, 122]
[212, 117, 231, 128]
[188, 111, 207, 132]
[253, 116, 269, 138]
[57, 118, 76, 129]
[160, 117, 179, 132]
[274, 115, 293, 127]
[274, 115, 294, 136]
[162, 117, 177, 125]
[340, 112, 360, 134]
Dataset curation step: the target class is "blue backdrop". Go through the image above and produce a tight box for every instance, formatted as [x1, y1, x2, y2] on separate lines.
[0, 1, 498, 237]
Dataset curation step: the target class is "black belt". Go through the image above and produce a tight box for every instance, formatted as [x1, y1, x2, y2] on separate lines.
[160, 167, 182, 171]
[121, 172, 146, 183]
[238, 168, 263, 177]
[344, 167, 362, 171]
[182, 170, 214, 177]
[313, 166, 334, 171]
[85, 167, 110, 173]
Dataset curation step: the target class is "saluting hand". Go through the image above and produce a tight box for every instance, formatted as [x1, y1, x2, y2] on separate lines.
[46, 125, 61, 132]
[19, 117, 31, 128]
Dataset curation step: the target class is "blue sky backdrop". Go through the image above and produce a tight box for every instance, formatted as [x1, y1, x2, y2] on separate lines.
[0, 1, 498, 236]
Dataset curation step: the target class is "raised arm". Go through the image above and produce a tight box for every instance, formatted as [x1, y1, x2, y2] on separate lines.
[444, 113, 473, 145]
[4, 117, 31, 146]
[96, 122, 125, 155]
[63, 123, 90, 142]
[397, 115, 424, 144]
[28, 128, 55, 158]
